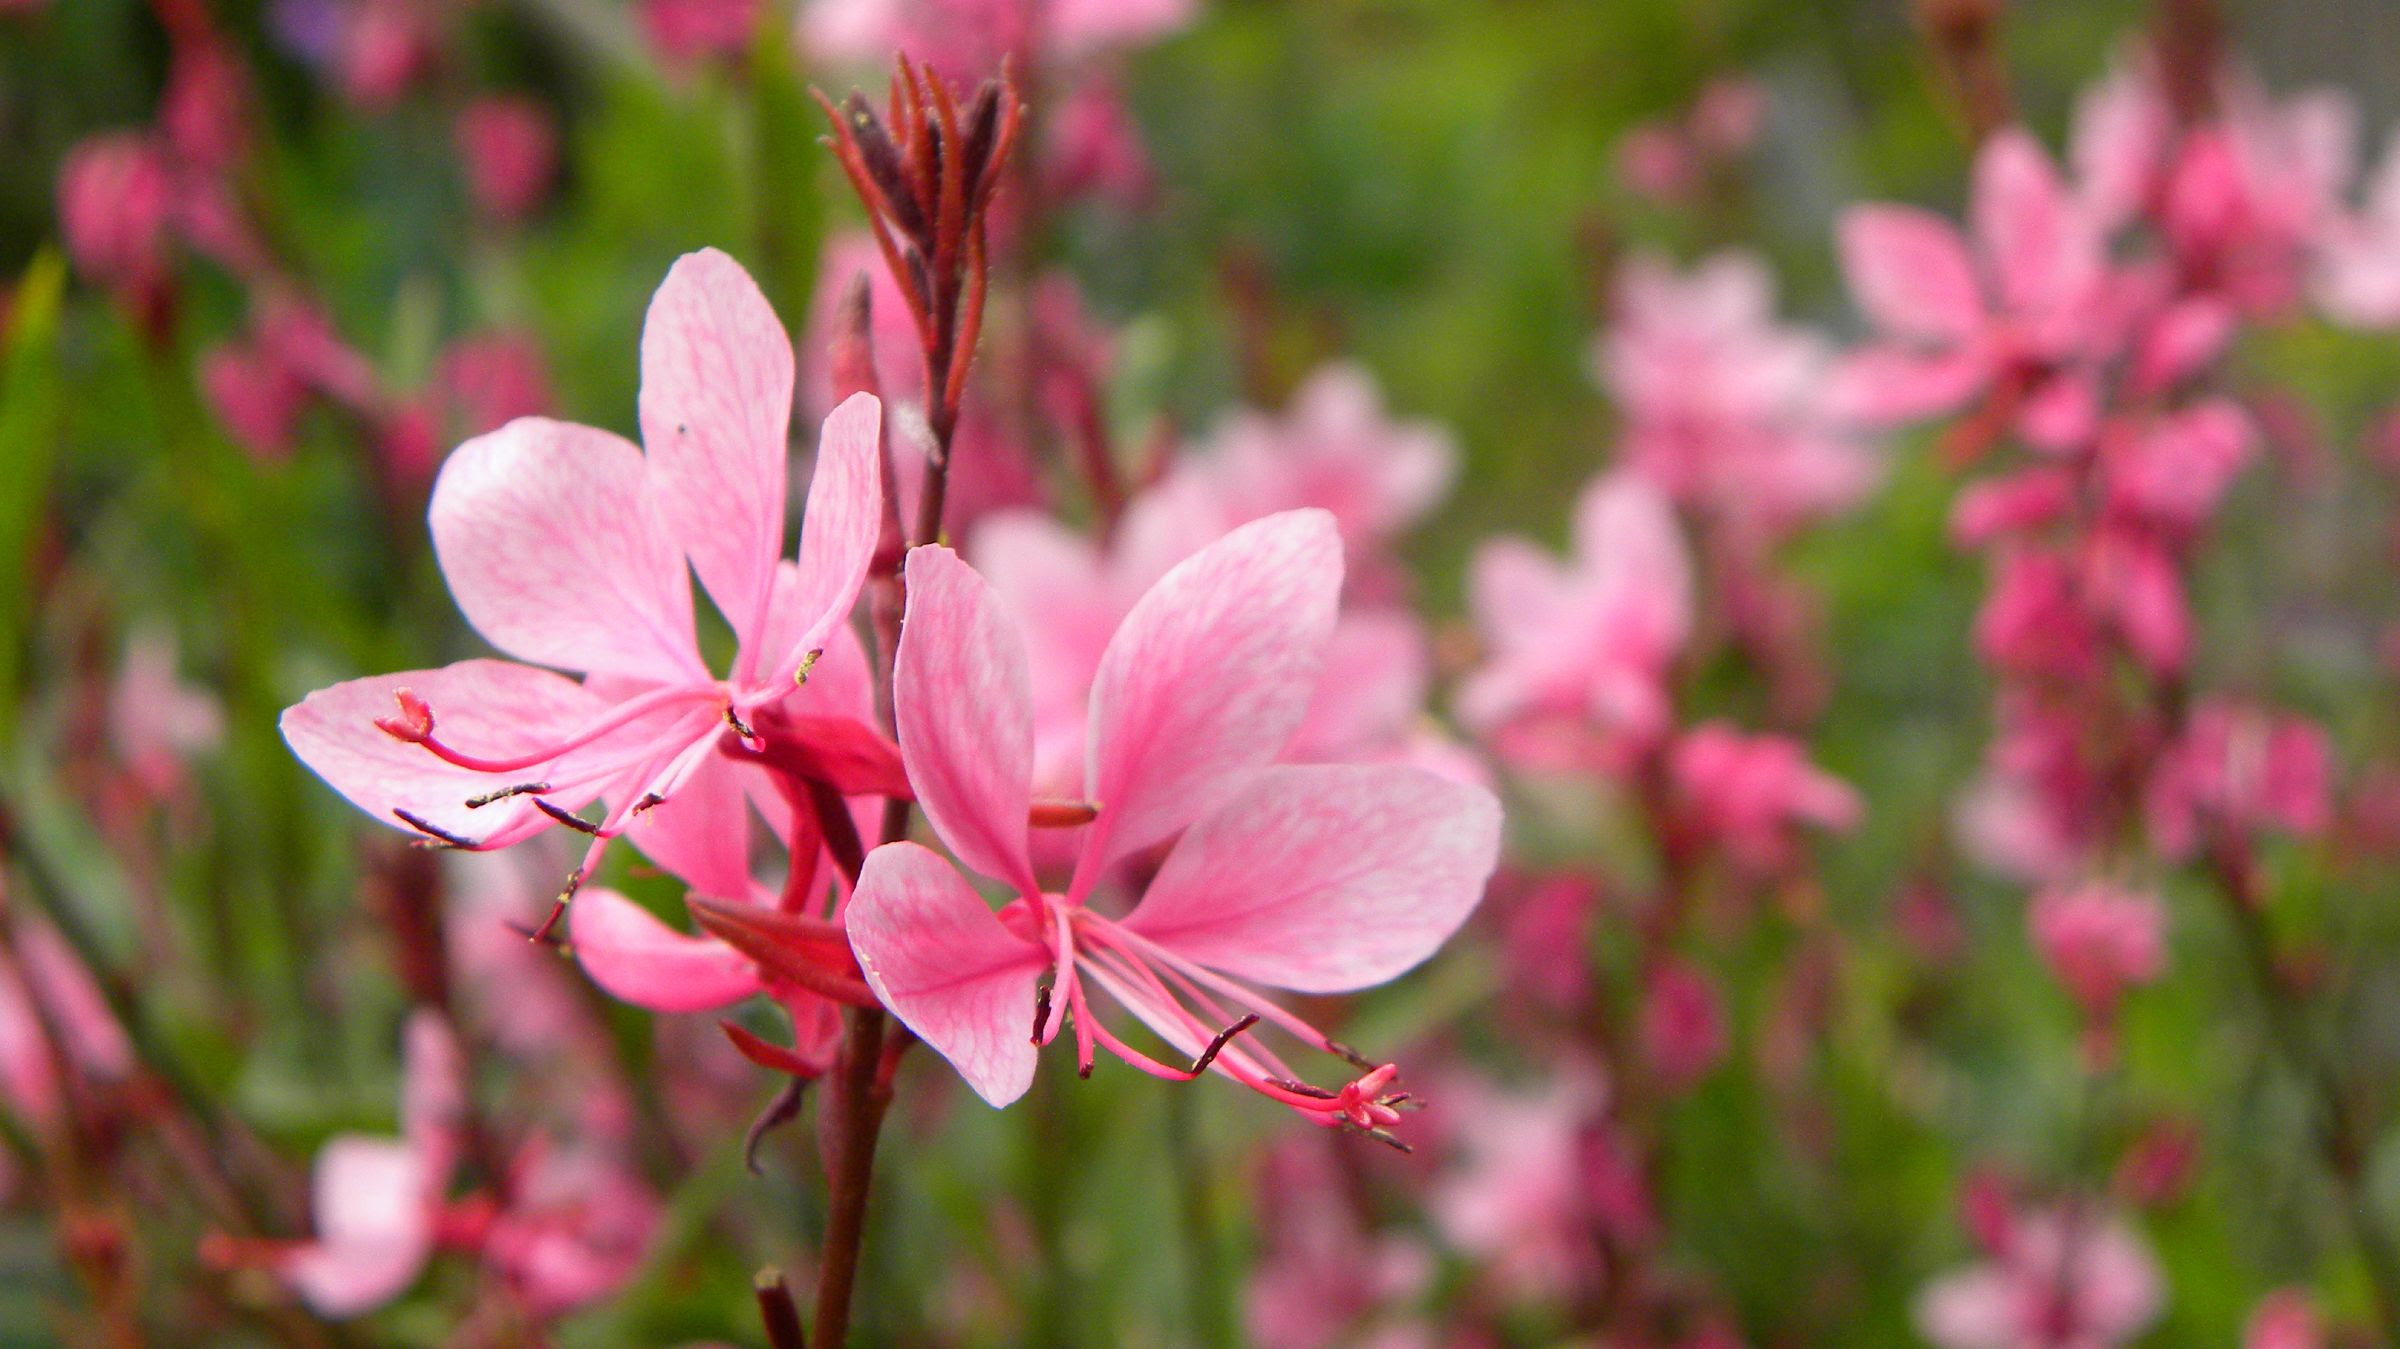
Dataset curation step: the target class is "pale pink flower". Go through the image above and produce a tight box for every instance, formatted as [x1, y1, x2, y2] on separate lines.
[2097, 400, 2254, 536]
[1600, 253, 1879, 538]
[2245, 1289, 2322, 1349]
[2160, 84, 2356, 317]
[282, 252, 885, 917]
[1833, 128, 2109, 433]
[798, 0, 1192, 79]
[480, 1135, 662, 1315]
[2317, 131, 2400, 326]
[1916, 1204, 2164, 1349]
[845, 513, 1502, 1128]
[0, 913, 134, 1129]
[2146, 698, 2332, 859]
[1459, 471, 1692, 775]
[643, 0, 761, 67]
[1669, 722, 1863, 873]
[108, 623, 224, 801]
[1248, 1136, 1434, 1348]
[1428, 1070, 1607, 1302]
[2028, 882, 2166, 1026]
[454, 96, 557, 224]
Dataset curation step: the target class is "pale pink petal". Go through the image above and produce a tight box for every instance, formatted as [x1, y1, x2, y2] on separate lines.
[1084, 510, 1343, 868]
[1837, 205, 1985, 342]
[1123, 764, 1502, 993]
[621, 750, 757, 900]
[1972, 128, 2097, 316]
[1913, 1266, 2016, 1349]
[280, 661, 609, 848]
[398, 1011, 466, 1188]
[1823, 345, 1990, 424]
[284, 1138, 431, 1318]
[846, 842, 1046, 1107]
[755, 392, 882, 685]
[638, 249, 796, 653]
[429, 418, 700, 682]
[894, 546, 1039, 894]
[570, 888, 765, 1012]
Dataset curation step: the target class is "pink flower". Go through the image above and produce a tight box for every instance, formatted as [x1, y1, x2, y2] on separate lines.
[454, 96, 557, 224]
[435, 331, 554, 439]
[643, 0, 761, 67]
[0, 914, 134, 1129]
[1834, 128, 2108, 433]
[845, 513, 1502, 1129]
[1248, 1135, 1434, 1347]
[1916, 1203, 2164, 1349]
[337, 0, 439, 110]
[1459, 472, 1692, 774]
[1600, 253, 1880, 539]
[1640, 959, 1728, 1096]
[2028, 882, 2166, 1026]
[1428, 1070, 1608, 1302]
[797, 0, 1192, 80]
[57, 134, 175, 298]
[282, 251, 885, 920]
[1669, 722, 1863, 872]
[2146, 698, 2332, 859]
[2245, 1289, 2322, 1349]
[200, 341, 311, 461]
[2317, 131, 2400, 326]
[108, 623, 224, 801]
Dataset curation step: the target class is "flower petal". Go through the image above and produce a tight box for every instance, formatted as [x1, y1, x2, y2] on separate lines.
[753, 392, 883, 685]
[280, 661, 609, 848]
[895, 545, 1039, 894]
[847, 842, 1046, 1108]
[621, 750, 759, 901]
[570, 888, 765, 1012]
[1972, 127, 2097, 317]
[1836, 205, 1985, 343]
[284, 1137, 431, 1318]
[1083, 509, 1343, 871]
[638, 248, 796, 654]
[429, 418, 699, 682]
[1124, 763, 1502, 993]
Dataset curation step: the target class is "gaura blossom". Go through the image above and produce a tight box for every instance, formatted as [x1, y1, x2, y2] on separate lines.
[282, 250, 884, 926]
[0, 912, 133, 1130]
[2145, 698, 2331, 859]
[2027, 882, 2166, 1029]
[1915, 1202, 2164, 1349]
[846, 512, 1502, 1134]
[797, 0, 1193, 81]
[1668, 722, 1863, 873]
[643, 0, 762, 68]
[454, 96, 557, 225]
[2244, 1290, 2323, 1349]
[1834, 127, 2109, 438]
[109, 623, 224, 803]
[1248, 1133, 1434, 1348]
[1427, 1069, 1614, 1303]
[1459, 471, 1692, 775]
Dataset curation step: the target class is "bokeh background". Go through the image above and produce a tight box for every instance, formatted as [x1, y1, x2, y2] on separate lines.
[11, 0, 2400, 1344]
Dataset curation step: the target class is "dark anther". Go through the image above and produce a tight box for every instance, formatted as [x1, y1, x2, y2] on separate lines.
[1269, 1078, 1340, 1101]
[532, 798, 603, 835]
[392, 808, 477, 849]
[465, 781, 550, 809]
[630, 792, 667, 816]
[1030, 981, 1052, 1045]
[1359, 1127, 1414, 1155]
[1187, 1013, 1260, 1077]
[1325, 1038, 1378, 1071]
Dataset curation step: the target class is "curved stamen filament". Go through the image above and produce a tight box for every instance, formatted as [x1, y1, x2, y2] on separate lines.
[396, 682, 722, 775]
[1097, 920, 1346, 1057]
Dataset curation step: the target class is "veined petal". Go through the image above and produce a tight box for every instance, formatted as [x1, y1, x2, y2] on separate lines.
[895, 546, 1039, 894]
[1837, 205, 1985, 343]
[429, 418, 699, 682]
[639, 249, 795, 655]
[1124, 764, 1501, 994]
[570, 888, 765, 1012]
[1083, 510, 1342, 872]
[847, 843, 1046, 1108]
[280, 661, 609, 848]
[1973, 127, 2097, 317]
[755, 393, 882, 685]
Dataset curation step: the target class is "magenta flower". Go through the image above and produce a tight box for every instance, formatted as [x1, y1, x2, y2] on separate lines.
[845, 511, 1502, 1132]
[2146, 698, 2331, 859]
[1459, 471, 1692, 775]
[2028, 881, 2166, 1034]
[454, 95, 557, 225]
[1668, 722, 1863, 873]
[2245, 1290, 2323, 1349]
[1834, 127, 2109, 436]
[282, 251, 884, 918]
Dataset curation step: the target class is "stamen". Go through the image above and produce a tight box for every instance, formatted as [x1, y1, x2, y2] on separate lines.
[724, 705, 758, 742]
[393, 808, 478, 849]
[793, 648, 821, 685]
[1324, 1038, 1379, 1072]
[375, 688, 435, 742]
[532, 798, 603, 835]
[390, 682, 719, 775]
[1029, 798, 1100, 828]
[465, 781, 550, 809]
[1031, 981, 1052, 1045]
[527, 868, 584, 945]
[1187, 1014, 1261, 1077]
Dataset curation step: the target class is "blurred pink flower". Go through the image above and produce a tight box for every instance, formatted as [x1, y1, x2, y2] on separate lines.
[2317, 131, 2400, 326]
[643, 0, 761, 67]
[1916, 1203, 2164, 1349]
[2147, 698, 2331, 859]
[108, 623, 224, 802]
[0, 914, 134, 1129]
[337, 0, 439, 110]
[455, 96, 557, 224]
[2028, 882, 2166, 1028]
[1459, 471, 1691, 775]
[1600, 252, 1880, 540]
[846, 516, 1502, 1129]
[798, 0, 1192, 79]
[1429, 1070, 1607, 1302]
[1640, 958, 1729, 1097]
[2245, 1289, 2323, 1349]
[1249, 1136, 1434, 1347]
[282, 253, 884, 915]
[200, 341, 311, 461]
[1833, 128, 2108, 435]
[1615, 76, 1764, 205]
[1669, 722, 1862, 872]
[1047, 78, 1155, 207]
[57, 134, 175, 299]
[435, 331, 555, 439]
